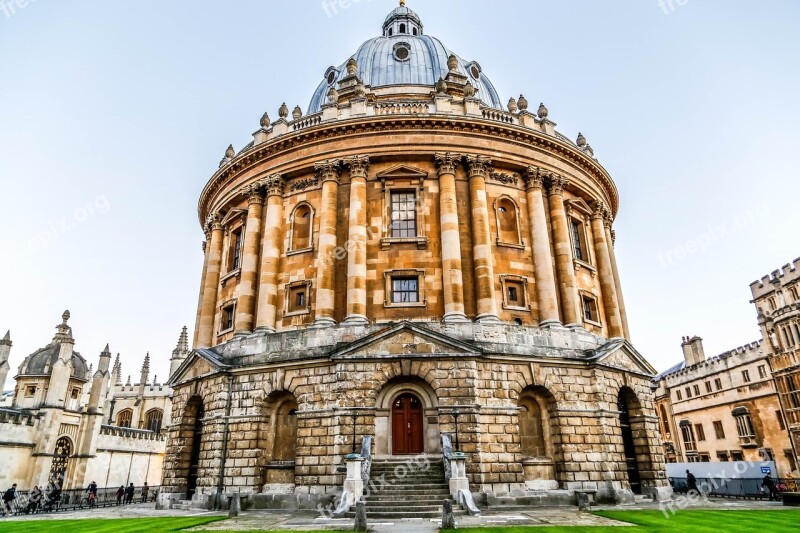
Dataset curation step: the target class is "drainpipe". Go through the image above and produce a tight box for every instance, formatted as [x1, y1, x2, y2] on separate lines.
[215, 373, 234, 510]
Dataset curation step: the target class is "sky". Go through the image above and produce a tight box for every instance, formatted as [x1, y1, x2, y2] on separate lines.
[1, 0, 798, 389]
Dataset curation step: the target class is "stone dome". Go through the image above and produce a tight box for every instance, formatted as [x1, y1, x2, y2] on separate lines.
[18, 343, 88, 380]
[308, 5, 503, 114]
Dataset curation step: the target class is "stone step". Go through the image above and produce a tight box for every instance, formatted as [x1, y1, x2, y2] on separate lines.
[344, 509, 466, 519]
[371, 484, 449, 491]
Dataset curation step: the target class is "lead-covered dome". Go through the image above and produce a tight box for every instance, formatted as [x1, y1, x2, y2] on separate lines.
[308, 4, 503, 114]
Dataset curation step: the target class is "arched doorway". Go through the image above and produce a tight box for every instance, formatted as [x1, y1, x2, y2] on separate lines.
[518, 386, 561, 489]
[392, 393, 424, 455]
[186, 397, 205, 499]
[618, 389, 642, 495]
[259, 391, 299, 488]
[49, 436, 72, 489]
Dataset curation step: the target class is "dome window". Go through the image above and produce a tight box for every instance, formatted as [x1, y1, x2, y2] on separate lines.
[393, 42, 411, 62]
[413, 28, 418, 36]
[400, 23, 406, 34]
[325, 67, 339, 86]
[467, 62, 482, 80]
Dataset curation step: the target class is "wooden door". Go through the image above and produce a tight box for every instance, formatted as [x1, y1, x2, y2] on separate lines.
[392, 393, 424, 455]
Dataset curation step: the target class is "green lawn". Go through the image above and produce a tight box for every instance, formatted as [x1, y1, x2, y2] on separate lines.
[447, 510, 800, 532]
[0, 517, 226, 533]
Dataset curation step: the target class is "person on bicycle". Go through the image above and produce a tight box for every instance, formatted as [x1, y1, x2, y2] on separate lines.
[26, 486, 42, 514]
[87, 481, 98, 507]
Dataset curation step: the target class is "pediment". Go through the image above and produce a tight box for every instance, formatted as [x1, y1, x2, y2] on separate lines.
[331, 321, 482, 360]
[169, 348, 226, 385]
[565, 197, 594, 216]
[589, 339, 657, 376]
[376, 165, 429, 181]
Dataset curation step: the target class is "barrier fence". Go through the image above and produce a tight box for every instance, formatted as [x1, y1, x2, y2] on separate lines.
[2, 485, 160, 515]
[670, 476, 795, 499]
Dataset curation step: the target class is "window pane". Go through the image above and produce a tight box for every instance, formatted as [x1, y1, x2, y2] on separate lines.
[392, 277, 419, 303]
[390, 192, 417, 238]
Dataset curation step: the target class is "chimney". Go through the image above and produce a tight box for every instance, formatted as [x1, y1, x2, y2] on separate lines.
[681, 336, 706, 367]
[690, 336, 706, 364]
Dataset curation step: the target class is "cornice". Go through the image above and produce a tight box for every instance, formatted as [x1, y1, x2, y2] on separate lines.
[197, 115, 619, 226]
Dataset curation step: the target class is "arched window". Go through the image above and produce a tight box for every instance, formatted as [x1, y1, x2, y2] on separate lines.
[145, 409, 164, 433]
[659, 405, 671, 437]
[260, 391, 300, 487]
[49, 436, 72, 486]
[117, 409, 133, 428]
[519, 397, 546, 457]
[494, 196, 522, 246]
[288, 203, 314, 252]
[399, 23, 406, 34]
[412, 28, 418, 36]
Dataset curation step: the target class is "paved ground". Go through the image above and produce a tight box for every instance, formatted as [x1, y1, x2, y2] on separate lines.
[0, 498, 789, 532]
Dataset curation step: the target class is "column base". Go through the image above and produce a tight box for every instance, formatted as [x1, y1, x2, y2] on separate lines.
[538, 319, 564, 329]
[233, 330, 252, 338]
[442, 312, 471, 323]
[342, 315, 369, 326]
[254, 326, 276, 334]
[311, 317, 338, 329]
[475, 314, 502, 324]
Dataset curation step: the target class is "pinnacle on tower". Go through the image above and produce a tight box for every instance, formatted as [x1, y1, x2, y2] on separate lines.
[125, 375, 131, 386]
[1, 331, 10, 343]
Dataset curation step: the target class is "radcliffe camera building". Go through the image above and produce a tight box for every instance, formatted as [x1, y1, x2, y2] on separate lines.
[159, 3, 671, 513]
[654, 259, 800, 477]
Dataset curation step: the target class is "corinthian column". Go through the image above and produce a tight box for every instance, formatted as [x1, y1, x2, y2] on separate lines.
[466, 155, 499, 323]
[591, 203, 624, 338]
[192, 239, 209, 348]
[605, 217, 630, 339]
[234, 183, 265, 335]
[547, 176, 581, 327]
[197, 213, 224, 348]
[255, 175, 285, 333]
[313, 160, 341, 327]
[344, 156, 370, 325]
[525, 167, 560, 327]
[435, 152, 469, 322]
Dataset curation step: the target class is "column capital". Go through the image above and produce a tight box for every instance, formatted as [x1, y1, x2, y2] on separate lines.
[434, 152, 462, 176]
[315, 159, 342, 184]
[261, 173, 285, 197]
[344, 155, 370, 179]
[546, 174, 568, 196]
[204, 212, 224, 234]
[240, 182, 266, 205]
[592, 201, 609, 221]
[524, 166, 547, 190]
[201, 240, 207, 254]
[465, 155, 493, 179]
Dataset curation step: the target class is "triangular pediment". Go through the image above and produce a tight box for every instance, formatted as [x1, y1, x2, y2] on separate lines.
[588, 339, 657, 376]
[376, 165, 429, 180]
[565, 197, 594, 216]
[169, 348, 227, 386]
[331, 321, 482, 360]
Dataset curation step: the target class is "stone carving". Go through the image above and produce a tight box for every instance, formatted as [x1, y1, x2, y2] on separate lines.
[547, 174, 567, 195]
[260, 112, 271, 128]
[436, 77, 448, 95]
[465, 155, 493, 178]
[278, 103, 289, 119]
[288, 176, 320, 192]
[292, 106, 303, 120]
[314, 159, 342, 183]
[538, 102, 549, 119]
[263, 174, 285, 197]
[464, 80, 476, 98]
[508, 97, 518, 113]
[518, 94, 529, 111]
[489, 171, 520, 186]
[345, 155, 370, 179]
[524, 166, 546, 190]
[434, 152, 462, 175]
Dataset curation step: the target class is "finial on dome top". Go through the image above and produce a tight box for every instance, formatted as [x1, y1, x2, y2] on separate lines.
[62, 310, 71, 325]
[399, 0, 406, 6]
[260, 112, 271, 128]
[577, 132, 587, 148]
[518, 95, 529, 111]
[278, 103, 289, 119]
[346, 57, 358, 76]
[447, 54, 458, 72]
[537, 102, 549, 119]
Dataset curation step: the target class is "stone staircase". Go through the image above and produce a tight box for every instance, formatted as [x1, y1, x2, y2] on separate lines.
[345, 458, 466, 520]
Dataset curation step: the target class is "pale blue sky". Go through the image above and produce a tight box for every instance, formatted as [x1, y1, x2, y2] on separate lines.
[1, 0, 798, 388]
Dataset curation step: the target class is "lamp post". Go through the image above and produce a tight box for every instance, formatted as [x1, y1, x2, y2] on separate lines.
[351, 411, 358, 454]
[452, 409, 461, 452]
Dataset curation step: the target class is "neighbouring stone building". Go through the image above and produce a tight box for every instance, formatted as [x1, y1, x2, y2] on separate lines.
[0, 312, 186, 491]
[160, 2, 671, 512]
[653, 258, 800, 478]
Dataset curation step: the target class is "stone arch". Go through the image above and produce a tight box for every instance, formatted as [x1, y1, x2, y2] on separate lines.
[144, 408, 164, 433]
[494, 195, 522, 246]
[288, 202, 314, 252]
[48, 435, 73, 488]
[617, 387, 654, 496]
[174, 395, 206, 499]
[374, 376, 440, 458]
[259, 390, 299, 491]
[518, 385, 560, 489]
[116, 408, 133, 428]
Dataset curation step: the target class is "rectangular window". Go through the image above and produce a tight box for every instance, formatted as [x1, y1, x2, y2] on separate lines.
[777, 410, 786, 431]
[390, 191, 417, 238]
[25, 386, 36, 398]
[677, 390, 683, 401]
[392, 277, 419, 304]
[699, 453, 711, 462]
[582, 295, 599, 323]
[681, 424, 696, 452]
[686, 387, 692, 399]
[570, 219, 588, 262]
[284, 281, 311, 316]
[731, 451, 744, 461]
[742, 370, 751, 383]
[715, 378, 723, 391]
[717, 451, 730, 462]
[220, 304, 235, 333]
[705, 381, 713, 393]
[507, 286, 519, 305]
[758, 365, 767, 379]
[693, 384, 701, 396]
[713, 421, 725, 439]
[228, 229, 243, 272]
[695, 423, 706, 441]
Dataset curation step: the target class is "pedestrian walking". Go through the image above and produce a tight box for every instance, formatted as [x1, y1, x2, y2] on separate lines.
[762, 473, 780, 501]
[141, 482, 149, 503]
[1, 484, 17, 516]
[124, 483, 135, 504]
[116, 486, 125, 505]
[686, 470, 698, 494]
[26, 486, 42, 514]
